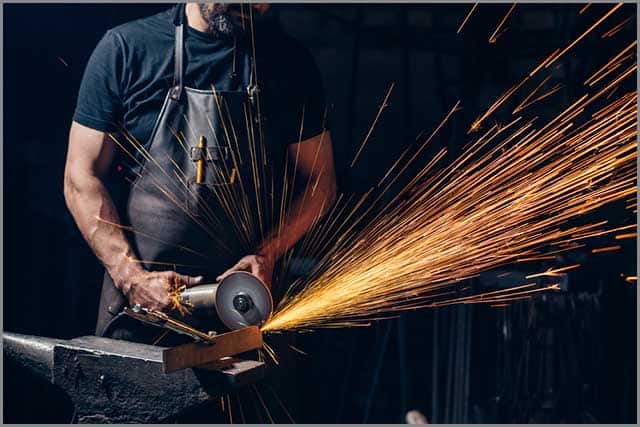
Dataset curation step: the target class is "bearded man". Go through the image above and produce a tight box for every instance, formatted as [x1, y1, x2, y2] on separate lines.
[64, 3, 336, 340]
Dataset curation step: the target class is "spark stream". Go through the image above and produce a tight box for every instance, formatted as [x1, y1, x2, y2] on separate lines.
[262, 87, 637, 332]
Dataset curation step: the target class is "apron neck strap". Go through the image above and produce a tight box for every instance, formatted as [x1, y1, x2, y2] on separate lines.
[170, 4, 185, 100]
[170, 3, 256, 100]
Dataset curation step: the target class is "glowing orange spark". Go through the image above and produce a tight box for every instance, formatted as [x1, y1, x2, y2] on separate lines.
[517, 255, 557, 262]
[526, 264, 581, 279]
[457, 3, 479, 35]
[591, 245, 622, 253]
[468, 78, 529, 133]
[543, 3, 624, 70]
[513, 76, 563, 114]
[529, 49, 561, 77]
[601, 16, 632, 38]
[489, 3, 516, 44]
[615, 232, 637, 240]
[351, 83, 395, 167]
[584, 41, 636, 86]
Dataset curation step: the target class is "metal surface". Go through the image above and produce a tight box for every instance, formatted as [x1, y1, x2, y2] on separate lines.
[4, 332, 266, 423]
[2, 333, 65, 383]
[162, 326, 263, 374]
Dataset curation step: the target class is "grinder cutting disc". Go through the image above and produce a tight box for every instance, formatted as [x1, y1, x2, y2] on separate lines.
[215, 271, 273, 330]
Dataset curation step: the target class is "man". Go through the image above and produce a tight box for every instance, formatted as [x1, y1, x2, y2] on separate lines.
[64, 3, 336, 339]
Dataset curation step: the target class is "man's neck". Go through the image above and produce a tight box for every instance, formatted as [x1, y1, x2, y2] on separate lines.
[185, 3, 209, 33]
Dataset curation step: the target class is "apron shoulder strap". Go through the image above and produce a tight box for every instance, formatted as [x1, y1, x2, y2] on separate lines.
[170, 4, 185, 100]
[171, 4, 256, 100]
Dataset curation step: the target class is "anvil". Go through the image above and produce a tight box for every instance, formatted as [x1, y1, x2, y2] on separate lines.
[3, 328, 266, 423]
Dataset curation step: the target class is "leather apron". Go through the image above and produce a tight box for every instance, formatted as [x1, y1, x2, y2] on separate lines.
[96, 7, 272, 337]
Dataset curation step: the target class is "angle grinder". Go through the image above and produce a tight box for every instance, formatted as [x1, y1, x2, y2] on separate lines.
[179, 271, 273, 330]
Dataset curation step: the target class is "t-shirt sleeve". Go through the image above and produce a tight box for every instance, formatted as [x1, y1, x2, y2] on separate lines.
[73, 30, 125, 132]
[282, 43, 329, 144]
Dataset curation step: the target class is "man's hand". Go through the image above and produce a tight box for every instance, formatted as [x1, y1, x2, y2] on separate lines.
[216, 254, 275, 288]
[116, 269, 203, 312]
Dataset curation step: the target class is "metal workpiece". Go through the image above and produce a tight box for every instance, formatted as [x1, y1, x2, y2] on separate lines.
[4, 332, 266, 423]
[162, 326, 263, 374]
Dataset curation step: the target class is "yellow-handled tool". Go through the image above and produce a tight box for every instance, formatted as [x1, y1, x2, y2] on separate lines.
[196, 135, 206, 184]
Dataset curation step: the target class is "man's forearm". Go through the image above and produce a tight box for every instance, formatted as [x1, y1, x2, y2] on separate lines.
[64, 173, 142, 288]
[259, 175, 336, 261]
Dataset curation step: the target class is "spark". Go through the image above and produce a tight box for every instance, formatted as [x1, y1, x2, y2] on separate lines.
[124, 256, 209, 269]
[543, 3, 623, 71]
[468, 78, 528, 133]
[262, 341, 279, 365]
[226, 394, 233, 424]
[151, 330, 170, 346]
[591, 245, 622, 253]
[489, 4, 516, 44]
[95, 215, 211, 259]
[625, 276, 637, 283]
[529, 49, 561, 77]
[262, 80, 637, 332]
[252, 385, 275, 424]
[517, 255, 557, 262]
[526, 264, 581, 279]
[471, 4, 624, 132]
[513, 76, 563, 114]
[236, 392, 245, 424]
[288, 344, 308, 356]
[457, 3, 478, 35]
[579, 4, 591, 15]
[584, 41, 636, 86]
[266, 384, 296, 423]
[351, 82, 395, 167]
[615, 232, 637, 240]
[167, 279, 192, 316]
[57, 56, 68, 67]
[601, 16, 632, 38]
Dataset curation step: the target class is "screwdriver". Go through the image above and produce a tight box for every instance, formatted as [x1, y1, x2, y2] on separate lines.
[196, 135, 206, 184]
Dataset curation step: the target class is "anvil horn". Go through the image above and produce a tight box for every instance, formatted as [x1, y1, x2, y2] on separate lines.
[3, 332, 64, 383]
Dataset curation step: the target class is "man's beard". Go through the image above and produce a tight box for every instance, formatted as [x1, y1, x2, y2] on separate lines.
[197, 3, 242, 38]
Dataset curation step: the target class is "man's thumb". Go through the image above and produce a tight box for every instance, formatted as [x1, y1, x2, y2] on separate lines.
[180, 274, 203, 287]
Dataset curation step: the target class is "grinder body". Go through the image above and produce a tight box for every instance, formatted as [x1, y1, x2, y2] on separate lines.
[180, 271, 272, 330]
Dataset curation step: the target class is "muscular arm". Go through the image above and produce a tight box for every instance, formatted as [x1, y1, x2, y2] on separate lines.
[260, 130, 337, 260]
[64, 121, 200, 310]
[218, 131, 337, 285]
[64, 122, 137, 284]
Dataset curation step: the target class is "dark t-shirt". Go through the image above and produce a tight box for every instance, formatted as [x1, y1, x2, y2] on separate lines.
[73, 6, 327, 146]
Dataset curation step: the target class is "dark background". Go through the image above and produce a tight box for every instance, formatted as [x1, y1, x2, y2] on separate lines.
[3, 3, 637, 423]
